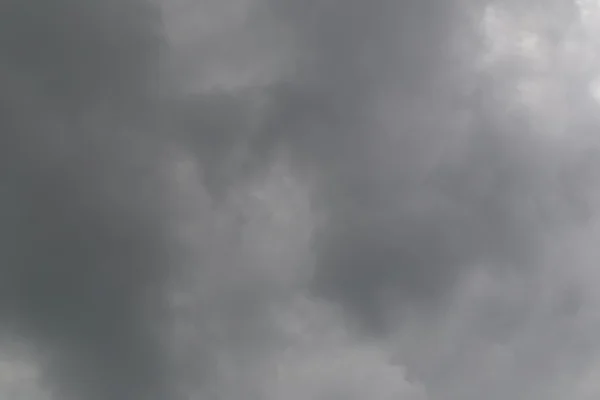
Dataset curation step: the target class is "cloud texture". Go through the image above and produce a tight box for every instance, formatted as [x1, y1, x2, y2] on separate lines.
[3, 0, 600, 400]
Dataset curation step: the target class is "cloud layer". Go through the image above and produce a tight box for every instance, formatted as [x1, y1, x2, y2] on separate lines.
[3, 0, 600, 400]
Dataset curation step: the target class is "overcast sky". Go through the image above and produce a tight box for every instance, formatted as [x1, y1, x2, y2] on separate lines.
[3, 0, 600, 399]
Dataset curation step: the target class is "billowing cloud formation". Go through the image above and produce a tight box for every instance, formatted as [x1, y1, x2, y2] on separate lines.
[4, 0, 600, 400]
[171, 0, 600, 330]
[166, 0, 600, 399]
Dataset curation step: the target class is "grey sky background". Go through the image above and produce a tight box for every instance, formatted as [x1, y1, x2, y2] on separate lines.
[2, 0, 600, 399]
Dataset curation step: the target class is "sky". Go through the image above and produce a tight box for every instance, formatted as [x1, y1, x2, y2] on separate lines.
[2, 0, 600, 399]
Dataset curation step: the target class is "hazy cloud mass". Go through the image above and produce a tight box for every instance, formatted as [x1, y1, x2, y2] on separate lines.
[2, 0, 600, 399]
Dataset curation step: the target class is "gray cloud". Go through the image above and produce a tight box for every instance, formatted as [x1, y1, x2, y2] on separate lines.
[167, 0, 600, 399]
[174, 0, 598, 331]
[4, 0, 600, 400]
[0, 1, 175, 399]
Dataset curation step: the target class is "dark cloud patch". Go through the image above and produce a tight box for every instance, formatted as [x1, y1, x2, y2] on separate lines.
[0, 0, 163, 114]
[0, 1, 175, 399]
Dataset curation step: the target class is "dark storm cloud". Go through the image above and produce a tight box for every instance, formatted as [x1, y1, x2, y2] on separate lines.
[148, 0, 600, 398]
[4, 0, 600, 399]
[176, 0, 596, 332]
[0, 1, 175, 399]
[281, 0, 596, 331]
